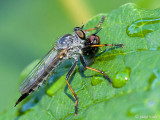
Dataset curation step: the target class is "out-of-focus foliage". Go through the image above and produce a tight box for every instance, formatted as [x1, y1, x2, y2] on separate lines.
[1, 3, 160, 120]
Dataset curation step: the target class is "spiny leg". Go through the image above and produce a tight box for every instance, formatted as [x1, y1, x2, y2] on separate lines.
[92, 43, 124, 57]
[79, 54, 112, 84]
[65, 61, 78, 115]
[84, 16, 106, 32]
[91, 43, 124, 48]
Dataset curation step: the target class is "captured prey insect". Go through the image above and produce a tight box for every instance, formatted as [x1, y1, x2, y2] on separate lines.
[15, 16, 124, 115]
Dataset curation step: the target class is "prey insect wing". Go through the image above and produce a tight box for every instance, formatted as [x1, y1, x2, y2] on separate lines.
[19, 48, 64, 95]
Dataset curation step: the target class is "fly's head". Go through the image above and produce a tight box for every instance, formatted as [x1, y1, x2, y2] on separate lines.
[74, 26, 101, 56]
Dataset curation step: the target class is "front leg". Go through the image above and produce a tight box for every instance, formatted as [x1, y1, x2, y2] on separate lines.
[90, 43, 124, 48]
[65, 61, 78, 115]
[83, 16, 106, 32]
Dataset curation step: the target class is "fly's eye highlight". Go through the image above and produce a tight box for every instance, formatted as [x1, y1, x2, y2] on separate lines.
[89, 34, 100, 45]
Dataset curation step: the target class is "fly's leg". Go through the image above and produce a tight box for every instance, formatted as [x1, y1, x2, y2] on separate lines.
[80, 54, 112, 84]
[84, 16, 106, 32]
[65, 61, 78, 115]
[91, 43, 124, 48]
[91, 43, 124, 55]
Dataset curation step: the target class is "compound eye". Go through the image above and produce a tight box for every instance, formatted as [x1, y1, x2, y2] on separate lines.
[89, 34, 100, 45]
[76, 30, 85, 40]
[74, 27, 85, 40]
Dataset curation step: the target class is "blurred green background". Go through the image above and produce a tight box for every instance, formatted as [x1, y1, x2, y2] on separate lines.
[0, 0, 160, 113]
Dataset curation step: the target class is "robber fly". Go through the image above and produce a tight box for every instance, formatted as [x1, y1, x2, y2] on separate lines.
[15, 16, 124, 115]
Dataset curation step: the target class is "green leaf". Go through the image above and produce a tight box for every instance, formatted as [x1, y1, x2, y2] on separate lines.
[1, 3, 160, 120]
